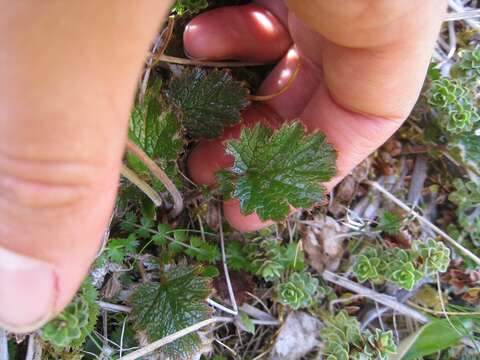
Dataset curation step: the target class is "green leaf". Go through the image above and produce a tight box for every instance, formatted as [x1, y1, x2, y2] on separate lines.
[130, 266, 212, 358]
[172, 0, 208, 15]
[391, 318, 473, 360]
[277, 271, 319, 310]
[106, 234, 139, 264]
[219, 122, 336, 221]
[378, 212, 402, 235]
[239, 312, 255, 334]
[41, 279, 99, 349]
[167, 67, 249, 138]
[226, 240, 251, 271]
[185, 236, 221, 263]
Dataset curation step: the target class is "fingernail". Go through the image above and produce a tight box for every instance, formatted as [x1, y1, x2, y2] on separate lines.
[0, 247, 56, 333]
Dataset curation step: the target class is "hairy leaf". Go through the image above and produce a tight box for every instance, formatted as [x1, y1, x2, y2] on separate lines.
[167, 67, 249, 138]
[219, 122, 336, 221]
[130, 266, 211, 359]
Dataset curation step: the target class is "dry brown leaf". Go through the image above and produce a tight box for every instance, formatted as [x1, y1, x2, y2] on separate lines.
[301, 216, 346, 272]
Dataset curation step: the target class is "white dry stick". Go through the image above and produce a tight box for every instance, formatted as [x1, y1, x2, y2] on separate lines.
[322, 270, 429, 324]
[0, 328, 7, 360]
[368, 181, 480, 266]
[218, 219, 239, 314]
[25, 335, 35, 360]
[97, 301, 132, 313]
[446, 0, 480, 28]
[117, 317, 232, 360]
[207, 298, 238, 316]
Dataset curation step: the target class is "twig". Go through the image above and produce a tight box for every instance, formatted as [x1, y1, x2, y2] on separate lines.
[120, 164, 163, 207]
[118, 317, 232, 360]
[367, 181, 480, 266]
[155, 54, 266, 67]
[322, 270, 429, 323]
[247, 62, 301, 102]
[219, 217, 238, 314]
[97, 301, 132, 313]
[119, 316, 128, 358]
[447, 0, 480, 28]
[125, 140, 183, 217]
[207, 298, 238, 316]
[0, 328, 7, 360]
[25, 335, 35, 360]
[445, 9, 480, 22]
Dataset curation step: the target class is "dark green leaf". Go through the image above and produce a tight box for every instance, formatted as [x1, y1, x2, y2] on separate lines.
[130, 266, 212, 358]
[172, 0, 208, 15]
[167, 68, 249, 138]
[219, 122, 336, 221]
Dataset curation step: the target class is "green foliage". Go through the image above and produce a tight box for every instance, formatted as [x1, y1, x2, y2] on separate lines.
[352, 248, 382, 283]
[427, 78, 479, 134]
[249, 240, 305, 281]
[167, 67, 249, 138]
[418, 238, 451, 275]
[239, 312, 255, 334]
[41, 280, 99, 349]
[321, 311, 396, 360]
[378, 211, 402, 235]
[185, 236, 221, 264]
[129, 80, 184, 164]
[172, 0, 208, 15]
[449, 179, 480, 245]
[353, 240, 451, 290]
[454, 45, 480, 81]
[106, 234, 139, 264]
[130, 266, 211, 359]
[277, 272, 319, 310]
[219, 122, 336, 221]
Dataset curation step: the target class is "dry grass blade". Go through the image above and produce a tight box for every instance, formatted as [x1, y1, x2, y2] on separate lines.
[125, 139, 183, 217]
[156, 54, 266, 68]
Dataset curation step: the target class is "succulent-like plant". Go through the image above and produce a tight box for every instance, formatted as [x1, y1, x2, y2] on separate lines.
[418, 238, 451, 275]
[353, 249, 383, 283]
[277, 272, 319, 310]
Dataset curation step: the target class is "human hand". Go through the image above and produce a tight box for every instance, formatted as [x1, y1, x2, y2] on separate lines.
[185, 0, 446, 231]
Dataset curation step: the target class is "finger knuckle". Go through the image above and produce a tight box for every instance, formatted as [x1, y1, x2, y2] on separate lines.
[0, 151, 99, 212]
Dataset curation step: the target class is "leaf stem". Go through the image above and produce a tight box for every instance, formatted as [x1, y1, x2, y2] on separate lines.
[125, 139, 184, 217]
[247, 62, 301, 102]
[120, 164, 163, 207]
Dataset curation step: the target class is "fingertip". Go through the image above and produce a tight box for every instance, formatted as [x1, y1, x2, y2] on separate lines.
[183, 4, 291, 62]
[223, 199, 274, 232]
[187, 139, 233, 186]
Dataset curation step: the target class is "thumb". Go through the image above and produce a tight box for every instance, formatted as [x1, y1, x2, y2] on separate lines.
[0, 0, 170, 332]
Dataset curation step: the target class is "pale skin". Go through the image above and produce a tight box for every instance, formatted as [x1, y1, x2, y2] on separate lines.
[0, 0, 445, 332]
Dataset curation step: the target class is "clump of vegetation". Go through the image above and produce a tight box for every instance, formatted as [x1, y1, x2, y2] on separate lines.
[321, 311, 396, 360]
[353, 239, 450, 290]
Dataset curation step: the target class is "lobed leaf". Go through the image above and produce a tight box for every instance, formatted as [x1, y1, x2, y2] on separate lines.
[167, 67, 249, 138]
[220, 122, 336, 221]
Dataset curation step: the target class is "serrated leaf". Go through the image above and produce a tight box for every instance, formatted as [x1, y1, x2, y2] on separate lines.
[130, 266, 212, 359]
[185, 236, 221, 263]
[167, 68, 249, 138]
[219, 122, 336, 221]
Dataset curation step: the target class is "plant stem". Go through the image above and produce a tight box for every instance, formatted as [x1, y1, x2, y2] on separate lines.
[155, 54, 266, 68]
[125, 139, 183, 217]
[120, 164, 163, 207]
[247, 62, 301, 102]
